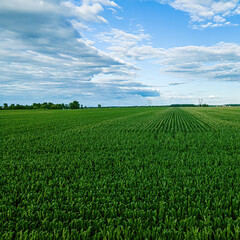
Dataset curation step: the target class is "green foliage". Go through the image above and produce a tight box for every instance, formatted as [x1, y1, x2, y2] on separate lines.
[69, 101, 80, 109]
[170, 104, 196, 107]
[1, 107, 240, 239]
[3, 103, 8, 109]
[0, 101, 82, 110]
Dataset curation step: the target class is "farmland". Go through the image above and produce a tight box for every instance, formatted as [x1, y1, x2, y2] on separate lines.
[1, 107, 240, 239]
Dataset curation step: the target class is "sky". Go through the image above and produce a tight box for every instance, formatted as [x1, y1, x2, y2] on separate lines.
[1, 0, 240, 106]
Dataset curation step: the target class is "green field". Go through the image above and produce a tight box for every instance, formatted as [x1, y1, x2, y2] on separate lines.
[1, 107, 240, 239]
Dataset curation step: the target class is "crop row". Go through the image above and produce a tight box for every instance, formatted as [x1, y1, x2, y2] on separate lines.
[1, 107, 240, 239]
[141, 108, 212, 134]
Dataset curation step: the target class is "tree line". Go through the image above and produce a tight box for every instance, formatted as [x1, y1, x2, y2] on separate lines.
[170, 104, 209, 107]
[0, 101, 87, 110]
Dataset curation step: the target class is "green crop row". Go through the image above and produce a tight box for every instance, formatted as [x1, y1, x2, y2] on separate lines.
[1, 107, 240, 239]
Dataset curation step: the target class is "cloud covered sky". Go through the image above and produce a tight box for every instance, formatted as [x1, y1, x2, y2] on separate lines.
[1, 0, 240, 106]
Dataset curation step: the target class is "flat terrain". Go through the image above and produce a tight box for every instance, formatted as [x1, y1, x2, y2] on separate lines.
[1, 107, 240, 239]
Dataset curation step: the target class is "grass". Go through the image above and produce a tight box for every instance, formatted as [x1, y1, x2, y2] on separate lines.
[1, 107, 240, 239]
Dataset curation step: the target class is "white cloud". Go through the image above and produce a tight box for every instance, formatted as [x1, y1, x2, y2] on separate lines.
[156, 42, 240, 82]
[83, 0, 119, 8]
[157, 0, 240, 28]
[70, 20, 92, 31]
[63, 1, 108, 23]
[199, 21, 232, 29]
[213, 15, 226, 23]
[0, 0, 60, 13]
[97, 28, 152, 60]
[62, 0, 120, 23]
[0, 0, 119, 23]
[208, 94, 218, 99]
[97, 27, 240, 83]
[163, 95, 195, 100]
[0, 0, 160, 104]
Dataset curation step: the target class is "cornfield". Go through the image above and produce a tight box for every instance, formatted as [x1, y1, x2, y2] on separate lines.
[1, 107, 240, 239]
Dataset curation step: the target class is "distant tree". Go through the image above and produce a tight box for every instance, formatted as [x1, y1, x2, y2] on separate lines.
[69, 101, 80, 109]
[33, 103, 41, 109]
[3, 103, 8, 110]
[41, 102, 48, 109]
[226, 104, 240, 107]
[64, 104, 70, 109]
[98, 104, 101, 108]
[9, 104, 15, 110]
[170, 104, 196, 107]
[1, 101, 85, 110]
[15, 104, 21, 109]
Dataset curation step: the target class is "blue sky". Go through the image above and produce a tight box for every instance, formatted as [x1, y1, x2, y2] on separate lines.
[1, 0, 240, 106]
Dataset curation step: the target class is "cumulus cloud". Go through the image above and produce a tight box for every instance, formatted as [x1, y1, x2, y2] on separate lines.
[97, 27, 240, 83]
[0, 0, 119, 23]
[63, 1, 107, 23]
[157, 42, 240, 82]
[97, 28, 151, 60]
[83, 0, 119, 8]
[156, 0, 240, 28]
[0, 0, 160, 104]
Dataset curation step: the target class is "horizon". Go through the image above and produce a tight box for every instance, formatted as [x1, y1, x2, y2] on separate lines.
[1, 0, 240, 106]
[1, 101, 240, 109]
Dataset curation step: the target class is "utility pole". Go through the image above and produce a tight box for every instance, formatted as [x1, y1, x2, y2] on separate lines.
[148, 99, 152, 107]
[198, 98, 203, 107]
